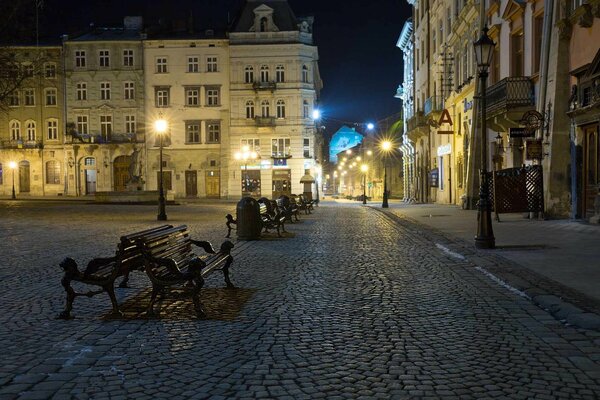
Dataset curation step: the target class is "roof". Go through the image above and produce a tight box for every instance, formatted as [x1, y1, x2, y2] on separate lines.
[230, 0, 300, 32]
[68, 28, 144, 42]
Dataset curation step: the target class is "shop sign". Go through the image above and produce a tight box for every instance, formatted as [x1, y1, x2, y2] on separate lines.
[437, 109, 454, 134]
[437, 143, 452, 156]
[273, 158, 287, 166]
[509, 127, 534, 138]
[429, 168, 439, 187]
[525, 139, 543, 160]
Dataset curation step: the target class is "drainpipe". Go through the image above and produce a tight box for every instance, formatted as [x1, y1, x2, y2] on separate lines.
[537, 0, 554, 121]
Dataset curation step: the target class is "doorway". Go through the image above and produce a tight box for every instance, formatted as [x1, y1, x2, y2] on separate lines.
[205, 170, 220, 198]
[113, 155, 131, 192]
[83, 157, 97, 195]
[19, 161, 30, 193]
[185, 170, 198, 197]
[272, 169, 291, 198]
[583, 124, 599, 219]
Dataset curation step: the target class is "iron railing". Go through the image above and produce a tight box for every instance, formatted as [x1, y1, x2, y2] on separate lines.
[254, 117, 276, 127]
[0, 139, 43, 149]
[253, 81, 277, 91]
[424, 96, 445, 116]
[486, 77, 535, 115]
[407, 111, 427, 132]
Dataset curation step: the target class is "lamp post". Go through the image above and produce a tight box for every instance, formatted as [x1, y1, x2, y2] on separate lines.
[381, 140, 392, 208]
[9, 161, 17, 199]
[234, 145, 258, 196]
[154, 118, 168, 221]
[333, 171, 337, 195]
[473, 27, 496, 249]
[361, 164, 368, 204]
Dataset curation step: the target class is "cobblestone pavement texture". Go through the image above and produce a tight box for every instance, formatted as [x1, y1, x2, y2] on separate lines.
[1, 200, 600, 399]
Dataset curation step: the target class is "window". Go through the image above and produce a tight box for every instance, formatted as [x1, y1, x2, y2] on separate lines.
[261, 100, 270, 117]
[125, 115, 136, 134]
[206, 87, 220, 106]
[301, 65, 309, 83]
[123, 49, 134, 67]
[156, 57, 168, 73]
[260, 17, 268, 32]
[207, 56, 218, 72]
[85, 157, 95, 166]
[47, 119, 58, 140]
[45, 63, 56, 78]
[8, 91, 19, 106]
[46, 161, 61, 184]
[75, 50, 86, 67]
[511, 32, 524, 76]
[303, 100, 310, 118]
[260, 65, 269, 82]
[276, 99, 286, 118]
[26, 121, 36, 141]
[99, 50, 110, 67]
[185, 87, 200, 106]
[188, 56, 199, 73]
[432, 28, 437, 54]
[24, 64, 34, 77]
[206, 121, 220, 143]
[10, 120, 21, 140]
[241, 138, 260, 156]
[463, 43, 469, 83]
[24, 89, 35, 106]
[185, 121, 201, 143]
[155, 87, 170, 107]
[76, 115, 88, 134]
[246, 100, 255, 119]
[124, 82, 135, 100]
[45, 88, 57, 106]
[100, 115, 112, 141]
[245, 66, 254, 83]
[533, 15, 543, 74]
[272, 138, 291, 157]
[100, 82, 111, 100]
[303, 138, 311, 158]
[276, 65, 285, 82]
[76, 82, 87, 100]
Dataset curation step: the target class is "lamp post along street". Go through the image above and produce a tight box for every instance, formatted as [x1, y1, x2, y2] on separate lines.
[473, 27, 496, 249]
[9, 161, 17, 199]
[381, 140, 392, 208]
[361, 164, 368, 204]
[155, 119, 168, 221]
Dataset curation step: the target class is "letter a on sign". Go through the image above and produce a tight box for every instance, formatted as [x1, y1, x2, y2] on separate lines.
[438, 109, 453, 126]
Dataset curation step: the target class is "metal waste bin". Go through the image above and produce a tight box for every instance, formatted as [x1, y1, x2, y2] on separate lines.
[236, 197, 261, 240]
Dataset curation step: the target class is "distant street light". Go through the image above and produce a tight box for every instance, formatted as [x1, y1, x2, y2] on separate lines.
[367, 122, 375, 131]
[234, 145, 258, 196]
[154, 118, 168, 221]
[381, 140, 392, 208]
[9, 161, 17, 199]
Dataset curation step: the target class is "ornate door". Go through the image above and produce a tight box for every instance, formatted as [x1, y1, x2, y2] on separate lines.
[583, 125, 599, 218]
[113, 156, 131, 192]
[185, 171, 198, 197]
[205, 170, 220, 198]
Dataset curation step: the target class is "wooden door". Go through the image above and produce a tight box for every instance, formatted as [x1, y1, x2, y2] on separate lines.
[113, 156, 131, 192]
[205, 171, 220, 198]
[272, 169, 291, 198]
[185, 171, 198, 197]
[583, 125, 599, 218]
[19, 161, 30, 192]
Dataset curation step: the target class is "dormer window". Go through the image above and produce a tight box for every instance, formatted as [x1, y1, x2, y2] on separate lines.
[251, 4, 279, 33]
[260, 17, 268, 32]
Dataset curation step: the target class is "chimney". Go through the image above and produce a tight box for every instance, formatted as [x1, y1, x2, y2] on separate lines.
[124, 16, 143, 30]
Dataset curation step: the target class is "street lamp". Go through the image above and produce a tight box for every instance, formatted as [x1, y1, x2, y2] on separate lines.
[381, 140, 392, 208]
[154, 118, 168, 221]
[473, 26, 496, 249]
[9, 161, 17, 199]
[361, 164, 368, 204]
[234, 145, 258, 196]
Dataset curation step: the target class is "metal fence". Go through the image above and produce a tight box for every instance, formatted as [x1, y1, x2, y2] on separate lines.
[488, 165, 544, 219]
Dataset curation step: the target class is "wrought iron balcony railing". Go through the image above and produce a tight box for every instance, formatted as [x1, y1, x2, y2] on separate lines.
[254, 116, 276, 127]
[252, 81, 277, 91]
[0, 139, 43, 149]
[486, 77, 535, 115]
[423, 96, 444, 116]
[407, 111, 427, 132]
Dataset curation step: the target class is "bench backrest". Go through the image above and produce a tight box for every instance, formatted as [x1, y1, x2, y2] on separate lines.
[118, 225, 173, 269]
[139, 225, 194, 266]
[259, 202, 269, 216]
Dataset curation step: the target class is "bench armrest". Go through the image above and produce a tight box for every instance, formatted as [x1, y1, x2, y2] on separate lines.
[190, 239, 216, 254]
[84, 255, 118, 277]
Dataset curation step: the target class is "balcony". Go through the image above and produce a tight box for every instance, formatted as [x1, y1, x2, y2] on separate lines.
[253, 81, 277, 91]
[406, 111, 429, 137]
[254, 116, 276, 127]
[486, 77, 535, 116]
[423, 95, 444, 116]
[0, 139, 43, 149]
[68, 132, 142, 144]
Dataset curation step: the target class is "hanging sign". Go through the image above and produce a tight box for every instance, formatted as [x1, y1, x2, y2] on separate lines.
[525, 139, 543, 160]
[429, 168, 439, 187]
[509, 127, 534, 138]
[437, 109, 454, 134]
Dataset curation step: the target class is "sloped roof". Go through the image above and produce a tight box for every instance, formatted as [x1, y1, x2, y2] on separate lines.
[230, 0, 299, 32]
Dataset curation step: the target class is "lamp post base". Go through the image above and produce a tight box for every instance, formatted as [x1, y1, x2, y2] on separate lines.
[475, 170, 495, 249]
[157, 196, 167, 221]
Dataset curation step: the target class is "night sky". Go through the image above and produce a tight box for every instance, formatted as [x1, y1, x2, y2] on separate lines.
[9, 0, 412, 136]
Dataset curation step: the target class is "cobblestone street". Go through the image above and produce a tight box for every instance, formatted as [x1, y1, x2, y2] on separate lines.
[1, 200, 599, 399]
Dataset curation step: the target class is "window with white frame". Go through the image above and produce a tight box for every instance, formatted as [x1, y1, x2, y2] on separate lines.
[301, 65, 309, 83]
[100, 82, 111, 100]
[246, 100, 255, 118]
[241, 138, 260, 156]
[185, 87, 200, 106]
[8, 91, 19, 106]
[76, 82, 87, 100]
[271, 138, 291, 157]
[47, 119, 58, 140]
[206, 87, 220, 106]
[206, 121, 221, 143]
[23, 64, 34, 77]
[206, 56, 218, 72]
[124, 81, 135, 100]
[46, 160, 61, 184]
[303, 138, 311, 158]
[99, 50, 110, 67]
[123, 49, 134, 67]
[276, 65, 285, 82]
[10, 120, 21, 140]
[100, 115, 112, 141]
[24, 89, 35, 106]
[276, 99, 286, 118]
[245, 65, 254, 83]
[26, 120, 36, 141]
[75, 50, 86, 67]
[188, 56, 199, 73]
[45, 63, 56, 78]
[156, 57, 168, 73]
[77, 115, 88, 134]
[155, 87, 170, 107]
[303, 100, 310, 118]
[45, 88, 57, 106]
[260, 65, 269, 82]
[261, 100, 270, 117]
[185, 121, 201, 143]
[463, 43, 469, 83]
[125, 115, 136, 134]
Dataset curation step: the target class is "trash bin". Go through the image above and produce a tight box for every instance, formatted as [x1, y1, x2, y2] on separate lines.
[236, 197, 261, 240]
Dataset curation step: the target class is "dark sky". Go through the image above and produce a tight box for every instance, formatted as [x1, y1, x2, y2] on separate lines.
[15, 0, 412, 135]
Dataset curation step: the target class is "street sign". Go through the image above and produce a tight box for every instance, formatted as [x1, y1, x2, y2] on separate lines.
[509, 127, 534, 138]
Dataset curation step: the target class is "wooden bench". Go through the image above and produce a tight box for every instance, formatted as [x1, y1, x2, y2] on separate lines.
[58, 225, 173, 319]
[277, 196, 300, 223]
[258, 199, 286, 237]
[299, 194, 315, 213]
[139, 225, 235, 318]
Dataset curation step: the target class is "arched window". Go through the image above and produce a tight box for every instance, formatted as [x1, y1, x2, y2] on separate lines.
[276, 99, 286, 119]
[302, 65, 309, 83]
[10, 120, 21, 140]
[45, 160, 61, 184]
[244, 65, 254, 83]
[276, 65, 285, 83]
[303, 100, 310, 118]
[246, 100, 255, 119]
[260, 17, 268, 32]
[261, 100, 270, 117]
[260, 65, 269, 82]
[26, 120, 36, 141]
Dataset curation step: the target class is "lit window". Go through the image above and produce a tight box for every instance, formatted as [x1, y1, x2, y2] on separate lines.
[271, 138, 291, 157]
